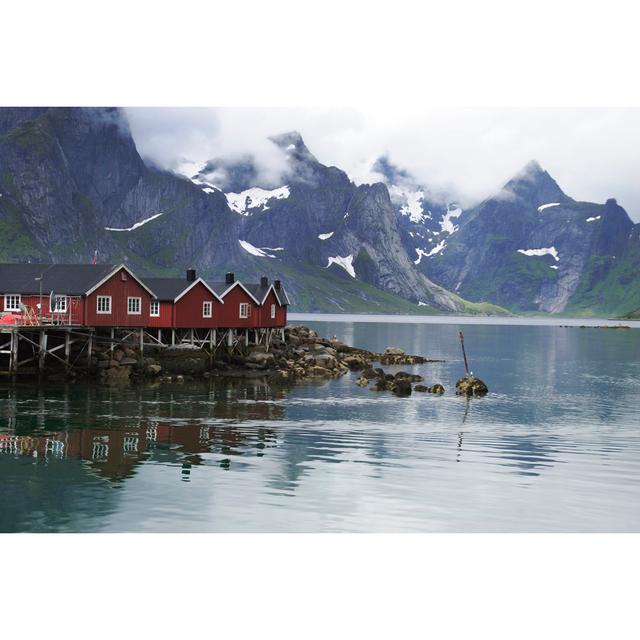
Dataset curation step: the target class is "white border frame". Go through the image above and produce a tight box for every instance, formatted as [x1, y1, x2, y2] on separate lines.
[127, 296, 142, 315]
[96, 295, 112, 315]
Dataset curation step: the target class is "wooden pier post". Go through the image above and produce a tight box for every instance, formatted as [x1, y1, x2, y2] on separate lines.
[139, 327, 144, 354]
[171, 329, 176, 346]
[9, 331, 17, 375]
[64, 330, 71, 368]
[158, 328, 163, 346]
[110, 328, 115, 353]
[227, 329, 234, 347]
[39, 330, 48, 371]
[87, 332, 93, 368]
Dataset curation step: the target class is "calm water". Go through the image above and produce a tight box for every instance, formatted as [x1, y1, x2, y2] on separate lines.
[1, 316, 639, 532]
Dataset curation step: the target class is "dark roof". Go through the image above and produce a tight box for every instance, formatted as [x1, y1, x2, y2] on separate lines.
[0, 263, 118, 296]
[211, 280, 290, 306]
[244, 282, 272, 303]
[143, 277, 193, 301]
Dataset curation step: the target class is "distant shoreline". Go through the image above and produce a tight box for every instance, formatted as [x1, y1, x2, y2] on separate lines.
[289, 312, 640, 328]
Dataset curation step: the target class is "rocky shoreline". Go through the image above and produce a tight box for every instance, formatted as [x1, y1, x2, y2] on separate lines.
[43, 325, 487, 397]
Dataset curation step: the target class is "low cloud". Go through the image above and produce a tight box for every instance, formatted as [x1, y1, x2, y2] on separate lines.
[125, 107, 640, 220]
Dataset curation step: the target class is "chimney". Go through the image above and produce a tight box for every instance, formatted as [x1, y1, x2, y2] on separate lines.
[186, 268, 196, 282]
[225, 272, 235, 284]
[274, 279, 281, 290]
[260, 276, 269, 288]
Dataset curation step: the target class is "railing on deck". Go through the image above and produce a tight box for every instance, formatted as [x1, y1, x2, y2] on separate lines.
[0, 296, 82, 327]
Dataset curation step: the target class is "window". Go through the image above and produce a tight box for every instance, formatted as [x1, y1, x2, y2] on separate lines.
[203, 301, 212, 318]
[51, 295, 67, 313]
[270, 303, 276, 319]
[97, 296, 112, 314]
[239, 302, 250, 319]
[128, 297, 141, 315]
[4, 294, 21, 312]
[150, 300, 160, 317]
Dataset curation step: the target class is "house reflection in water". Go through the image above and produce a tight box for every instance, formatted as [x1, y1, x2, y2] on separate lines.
[0, 421, 280, 483]
[0, 378, 286, 484]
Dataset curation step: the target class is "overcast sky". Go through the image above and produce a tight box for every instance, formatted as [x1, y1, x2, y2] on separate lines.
[126, 107, 640, 221]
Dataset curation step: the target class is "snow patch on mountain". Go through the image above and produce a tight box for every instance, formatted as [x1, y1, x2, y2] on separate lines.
[105, 212, 164, 232]
[226, 186, 290, 215]
[414, 240, 447, 264]
[392, 186, 429, 224]
[517, 247, 560, 261]
[326, 255, 355, 278]
[586, 216, 601, 223]
[318, 232, 334, 240]
[238, 240, 277, 258]
[538, 202, 560, 212]
[440, 206, 462, 234]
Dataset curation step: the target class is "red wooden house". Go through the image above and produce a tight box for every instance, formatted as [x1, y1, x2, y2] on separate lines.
[208, 273, 262, 329]
[0, 264, 290, 332]
[144, 270, 223, 329]
[0, 263, 155, 327]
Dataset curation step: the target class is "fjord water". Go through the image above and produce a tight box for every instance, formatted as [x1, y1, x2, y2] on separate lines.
[1, 316, 639, 533]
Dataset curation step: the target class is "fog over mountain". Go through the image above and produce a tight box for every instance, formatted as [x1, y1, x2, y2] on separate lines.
[126, 107, 640, 221]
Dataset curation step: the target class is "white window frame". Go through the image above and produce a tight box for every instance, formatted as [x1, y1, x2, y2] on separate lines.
[239, 302, 250, 319]
[96, 295, 112, 314]
[4, 294, 21, 312]
[150, 300, 160, 317]
[270, 303, 276, 319]
[51, 295, 68, 313]
[203, 300, 212, 318]
[127, 296, 142, 315]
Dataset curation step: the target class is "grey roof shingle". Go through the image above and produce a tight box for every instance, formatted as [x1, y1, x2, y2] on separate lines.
[143, 277, 192, 301]
[0, 263, 118, 296]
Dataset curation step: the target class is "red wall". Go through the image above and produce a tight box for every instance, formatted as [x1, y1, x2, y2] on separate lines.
[217, 283, 259, 328]
[258, 289, 287, 328]
[148, 301, 173, 329]
[84, 267, 152, 327]
[174, 282, 222, 329]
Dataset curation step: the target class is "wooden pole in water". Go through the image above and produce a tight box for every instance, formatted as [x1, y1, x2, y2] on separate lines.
[459, 330, 470, 377]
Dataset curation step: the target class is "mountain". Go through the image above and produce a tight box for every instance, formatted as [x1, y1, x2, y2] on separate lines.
[2, 107, 637, 317]
[387, 159, 640, 316]
[0, 108, 491, 314]
[370, 156, 465, 272]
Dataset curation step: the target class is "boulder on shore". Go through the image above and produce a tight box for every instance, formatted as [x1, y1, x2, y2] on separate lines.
[430, 383, 445, 395]
[391, 379, 412, 397]
[455, 376, 488, 397]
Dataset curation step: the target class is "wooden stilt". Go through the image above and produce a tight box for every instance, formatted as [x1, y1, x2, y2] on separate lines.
[39, 330, 47, 371]
[227, 329, 233, 347]
[172, 329, 176, 346]
[158, 328, 163, 345]
[139, 327, 144, 354]
[87, 332, 93, 368]
[9, 331, 16, 374]
[110, 328, 115, 353]
[64, 330, 71, 367]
